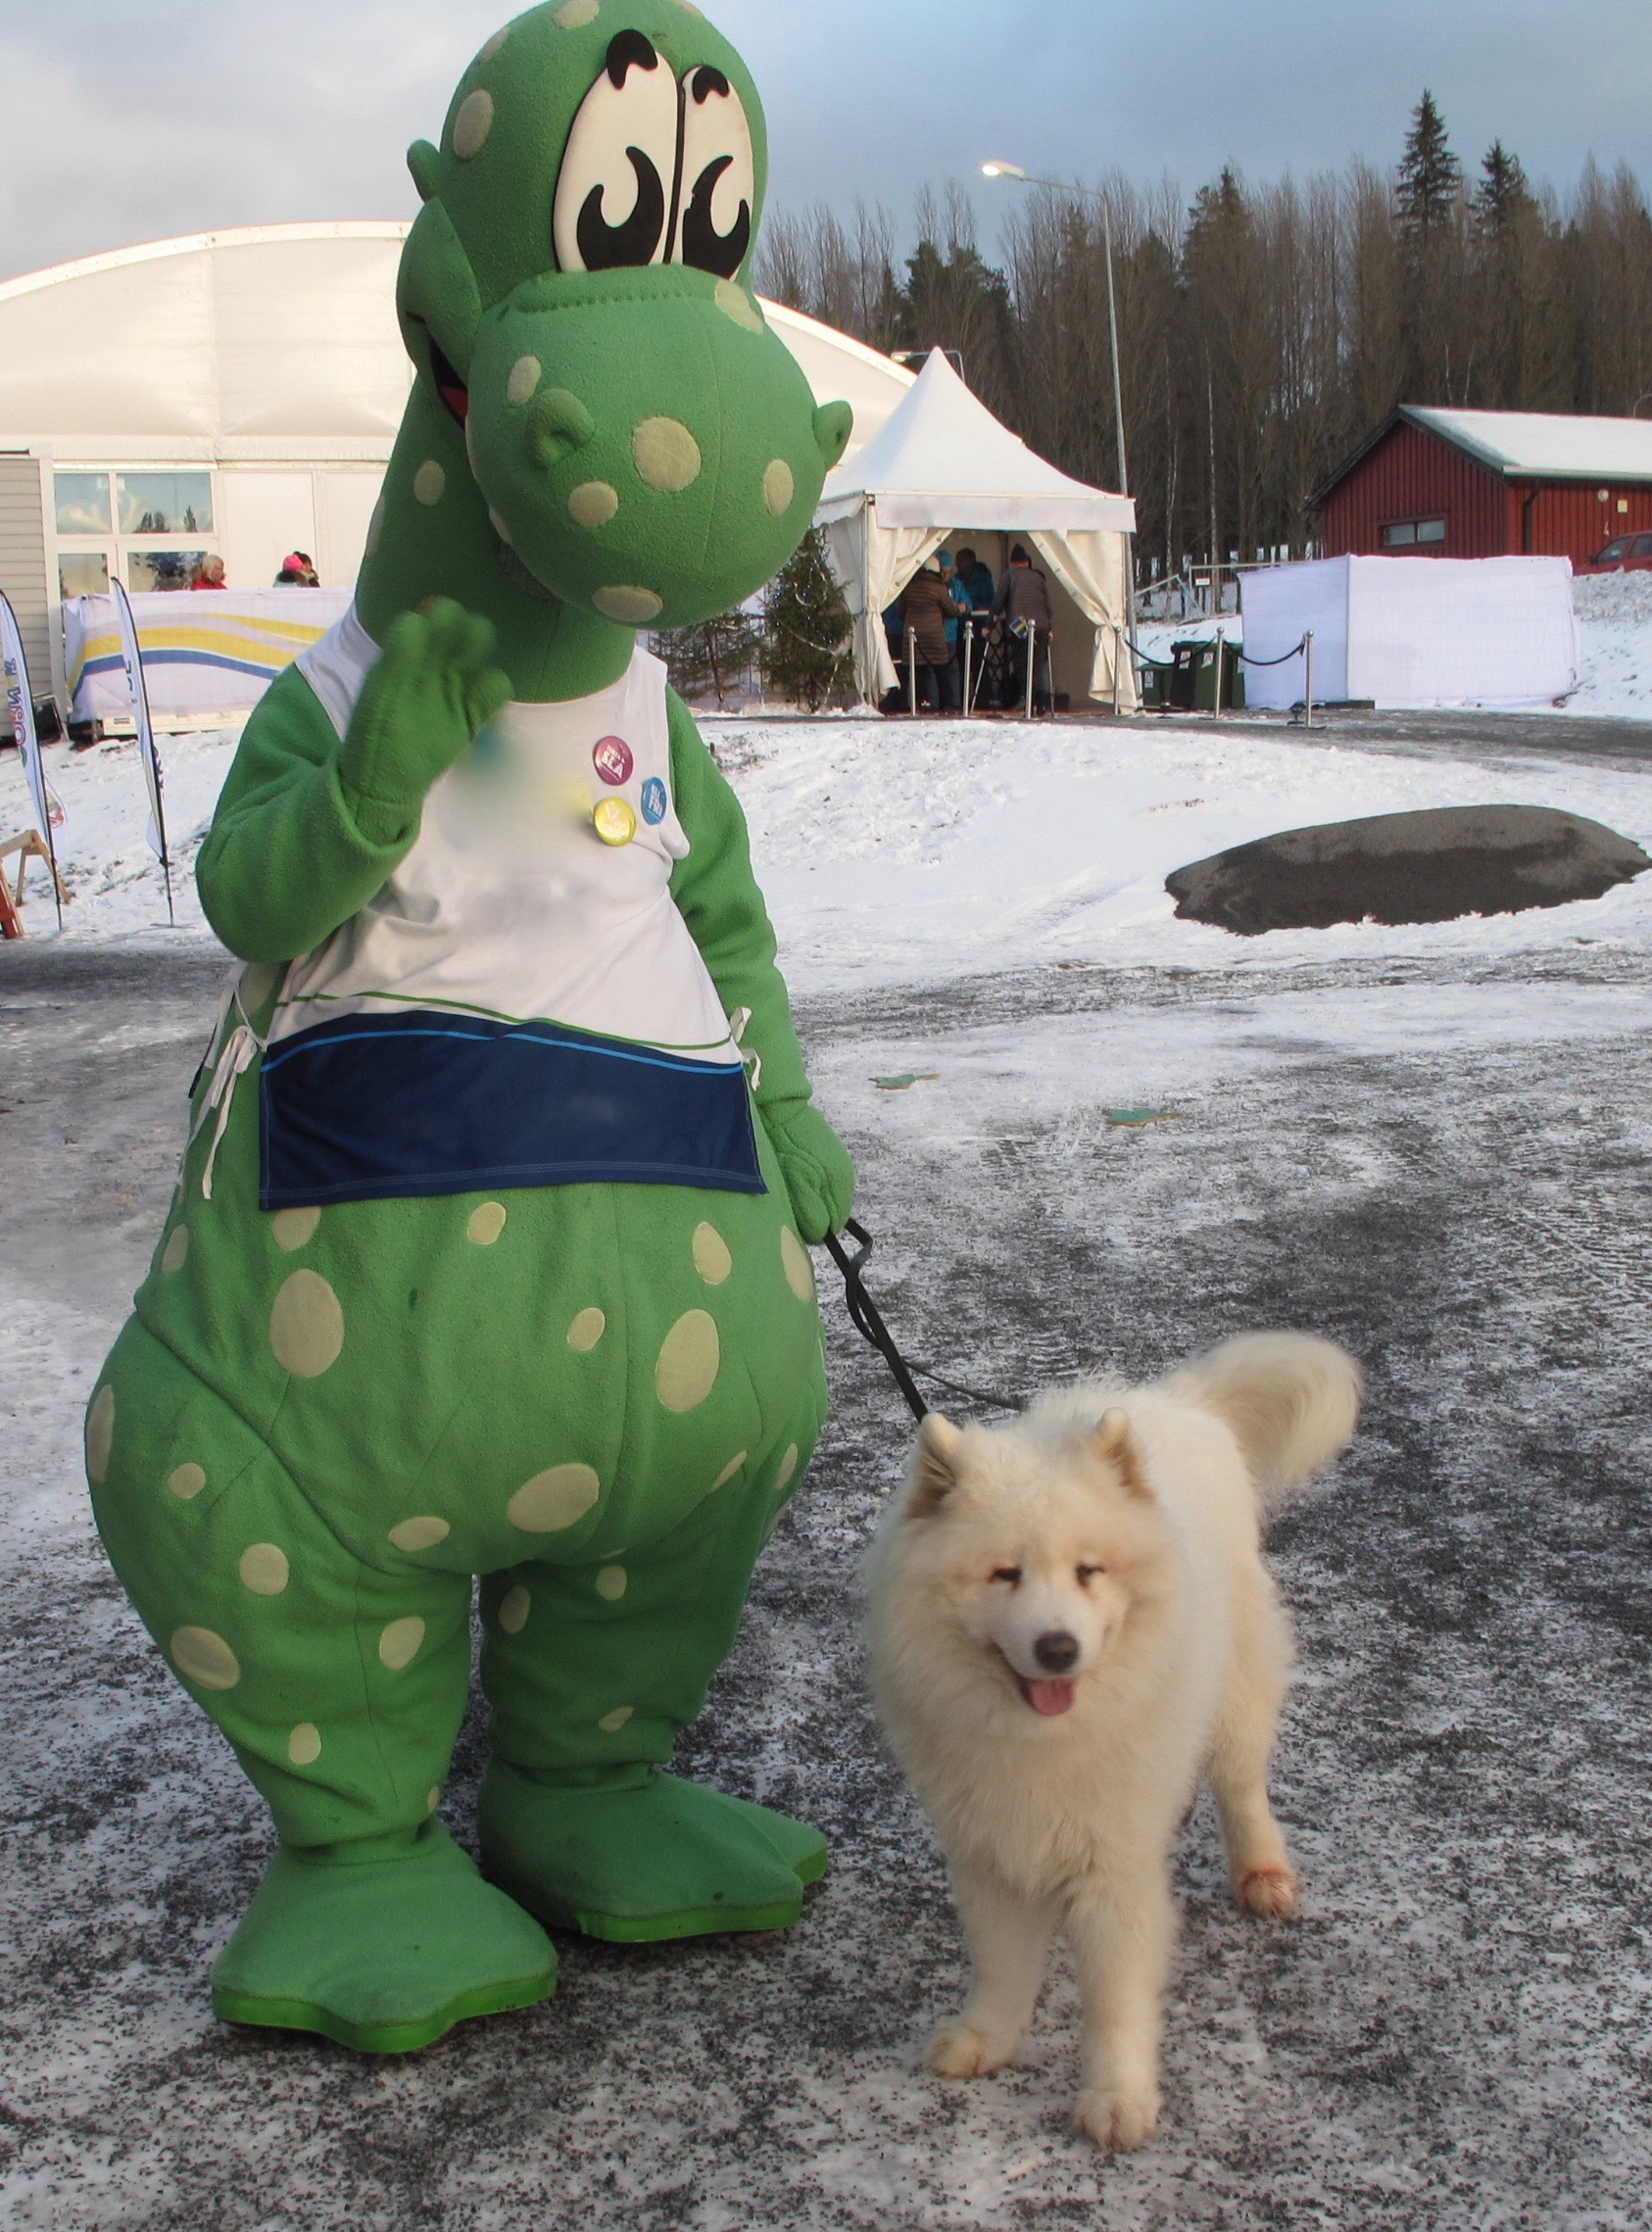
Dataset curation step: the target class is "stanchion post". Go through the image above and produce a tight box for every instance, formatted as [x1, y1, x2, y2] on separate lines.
[962, 616, 973, 717]
[1303, 629, 1314, 731]
[906, 625, 918, 718]
[1024, 623, 1037, 717]
[1210, 621, 1223, 714]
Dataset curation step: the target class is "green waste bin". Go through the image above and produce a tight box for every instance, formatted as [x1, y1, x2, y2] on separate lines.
[1182, 638, 1244, 711]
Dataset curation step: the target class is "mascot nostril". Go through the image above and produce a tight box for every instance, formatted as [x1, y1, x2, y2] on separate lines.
[525, 386, 597, 469]
[85, 0, 855, 2059]
[1034, 1631, 1081, 1674]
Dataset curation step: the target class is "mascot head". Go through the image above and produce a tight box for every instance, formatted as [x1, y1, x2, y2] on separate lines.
[395, 0, 850, 632]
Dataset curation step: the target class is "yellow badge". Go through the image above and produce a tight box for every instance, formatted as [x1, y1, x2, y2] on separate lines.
[592, 797, 637, 847]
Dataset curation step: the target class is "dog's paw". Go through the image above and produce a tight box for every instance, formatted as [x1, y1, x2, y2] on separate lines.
[1073, 2083, 1160, 2151]
[1237, 1865, 1298, 1919]
[928, 2020, 1015, 2078]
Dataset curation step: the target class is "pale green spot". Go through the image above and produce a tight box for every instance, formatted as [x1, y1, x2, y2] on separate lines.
[508, 1463, 601, 1532]
[389, 1516, 451, 1552]
[238, 1542, 290, 1596]
[172, 1625, 239, 1691]
[378, 1617, 426, 1671]
[270, 1204, 318, 1252]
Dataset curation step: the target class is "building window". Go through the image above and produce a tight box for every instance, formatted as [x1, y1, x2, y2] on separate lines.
[59, 552, 111, 598]
[127, 549, 209, 593]
[1381, 517, 1446, 549]
[117, 472, 213, 536]
[53, 466, 221, 598]
[55, 472, 112, 535]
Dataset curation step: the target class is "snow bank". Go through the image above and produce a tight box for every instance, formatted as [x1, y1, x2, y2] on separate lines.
[726, 716, 1652, 994]
[0, 724, 234, 941]
[6, 705, 1651, 985]
[1565, 568, 1652, 716]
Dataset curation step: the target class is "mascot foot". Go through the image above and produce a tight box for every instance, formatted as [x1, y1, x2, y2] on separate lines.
[211, 1820, 557, 2053]
[478, 1762, 828, 1942]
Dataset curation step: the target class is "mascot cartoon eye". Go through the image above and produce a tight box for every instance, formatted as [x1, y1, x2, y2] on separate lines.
[672, 65, 754, 278]
[553, 30, 679, 273]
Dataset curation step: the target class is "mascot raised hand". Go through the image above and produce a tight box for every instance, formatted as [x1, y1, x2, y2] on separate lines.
[85, 0, 854, 2053]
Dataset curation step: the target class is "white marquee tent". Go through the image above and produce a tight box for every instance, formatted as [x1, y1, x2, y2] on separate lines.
[0, 222, 915, 716]
[815, 348, 1138, 708]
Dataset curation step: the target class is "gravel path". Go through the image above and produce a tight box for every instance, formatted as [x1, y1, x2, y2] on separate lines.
[2, 937, 1649, 2230]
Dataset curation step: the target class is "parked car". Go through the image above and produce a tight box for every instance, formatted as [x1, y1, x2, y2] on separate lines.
[1577, 531, 1652, 573]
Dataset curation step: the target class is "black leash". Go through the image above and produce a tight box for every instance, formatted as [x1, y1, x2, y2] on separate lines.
[821, 1219, 1023, 1422]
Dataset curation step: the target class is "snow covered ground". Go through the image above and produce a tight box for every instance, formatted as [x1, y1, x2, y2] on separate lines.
[8, 695, 1652, 978]
[3, 693, 1652, 2225]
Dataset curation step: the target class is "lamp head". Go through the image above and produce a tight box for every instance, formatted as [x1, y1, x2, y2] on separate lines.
[980, 161, 1027, 181]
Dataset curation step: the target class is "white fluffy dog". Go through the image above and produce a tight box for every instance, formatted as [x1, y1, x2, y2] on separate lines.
[865, 1333, 1360, 2151]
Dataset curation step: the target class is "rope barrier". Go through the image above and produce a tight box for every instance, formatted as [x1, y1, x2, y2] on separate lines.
[1131, 634, 1308, 671]
[1234, 636, 1309, 667]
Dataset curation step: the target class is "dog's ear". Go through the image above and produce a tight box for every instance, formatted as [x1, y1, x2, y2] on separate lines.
[1093, 1407, 1152, 1501]
[908, 1412, 962, 1518]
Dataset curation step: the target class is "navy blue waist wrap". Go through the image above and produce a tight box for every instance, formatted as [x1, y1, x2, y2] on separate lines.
[258, 1007, 765, 1209]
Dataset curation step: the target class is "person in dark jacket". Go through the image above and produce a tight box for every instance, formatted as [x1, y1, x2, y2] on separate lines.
[950, 546, 994, 708]
[899, 556, 956, 711]
[994, 544, 1053, 711]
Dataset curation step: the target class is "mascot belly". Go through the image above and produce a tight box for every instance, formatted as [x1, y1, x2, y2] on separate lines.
[84, 0, 854, 2054]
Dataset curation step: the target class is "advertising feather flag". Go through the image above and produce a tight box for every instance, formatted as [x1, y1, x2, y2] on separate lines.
[0, 589, 65, 931]
[111, 576, 172, 922]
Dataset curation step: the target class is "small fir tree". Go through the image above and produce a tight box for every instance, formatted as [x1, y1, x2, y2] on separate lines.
[761, 527, 853, 709]
[1473, 140, 1533, 235]
[656, 606, 762, 707]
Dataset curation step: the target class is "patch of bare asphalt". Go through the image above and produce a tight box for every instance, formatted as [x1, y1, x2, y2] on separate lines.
[1, 939, 1649, 2228]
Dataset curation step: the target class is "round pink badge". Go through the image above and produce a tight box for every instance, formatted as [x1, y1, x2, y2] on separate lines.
[593, 735, 634, 786]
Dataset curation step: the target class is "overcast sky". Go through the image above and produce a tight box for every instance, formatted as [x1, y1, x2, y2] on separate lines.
[2, 0, 1650, 286]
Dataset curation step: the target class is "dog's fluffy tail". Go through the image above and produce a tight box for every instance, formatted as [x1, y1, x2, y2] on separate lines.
[1164, 1333, 1361, 1512]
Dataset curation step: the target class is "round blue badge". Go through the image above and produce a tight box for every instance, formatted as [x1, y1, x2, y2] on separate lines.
[640, 776, 668, 825]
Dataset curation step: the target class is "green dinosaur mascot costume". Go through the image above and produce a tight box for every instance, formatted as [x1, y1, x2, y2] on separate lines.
[85, 0, 855, 2054]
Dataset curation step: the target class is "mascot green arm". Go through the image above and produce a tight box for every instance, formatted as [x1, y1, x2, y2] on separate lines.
[198, 604, 509, 963]
[666, 687, 853, 1240]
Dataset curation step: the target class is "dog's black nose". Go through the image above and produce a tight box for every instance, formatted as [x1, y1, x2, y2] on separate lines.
[1034, 1630, 1079, 1673]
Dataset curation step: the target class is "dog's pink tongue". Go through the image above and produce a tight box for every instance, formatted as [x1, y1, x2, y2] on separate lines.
[1026, 1677, 1076, 1716]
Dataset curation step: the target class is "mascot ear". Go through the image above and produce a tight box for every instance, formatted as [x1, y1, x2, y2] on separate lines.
[812, 401, 852, 470]
[408, 139, 441, 203]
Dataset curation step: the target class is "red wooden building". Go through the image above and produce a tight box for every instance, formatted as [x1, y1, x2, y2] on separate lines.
[1309, 407, 1652, 568]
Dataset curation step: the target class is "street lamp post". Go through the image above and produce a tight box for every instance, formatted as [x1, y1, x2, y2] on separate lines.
[982, 160, 1140, 697]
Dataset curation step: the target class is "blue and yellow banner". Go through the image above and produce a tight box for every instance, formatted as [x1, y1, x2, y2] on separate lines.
[65, 588, 351, 724]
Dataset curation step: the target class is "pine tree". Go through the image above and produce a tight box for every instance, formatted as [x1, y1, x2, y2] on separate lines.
[761, 527, 853, 710]
[656, 607, 762, 707]
[1396, 91, 1462, 248]
[1474, 139, 1532, 235]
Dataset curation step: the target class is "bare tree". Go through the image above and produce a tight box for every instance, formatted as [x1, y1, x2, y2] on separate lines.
[753, 107, 1652, 572]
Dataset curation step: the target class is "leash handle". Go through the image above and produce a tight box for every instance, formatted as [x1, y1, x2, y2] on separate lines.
[823, 1220, 930, 1422]
[822, 1219, 1025, 1421]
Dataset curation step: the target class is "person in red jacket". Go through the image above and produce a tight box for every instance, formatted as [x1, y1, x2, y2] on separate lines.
[190, 556, 227, 591]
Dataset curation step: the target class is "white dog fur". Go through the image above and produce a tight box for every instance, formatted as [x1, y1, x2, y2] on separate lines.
[865, 1332, 1361, 2150]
